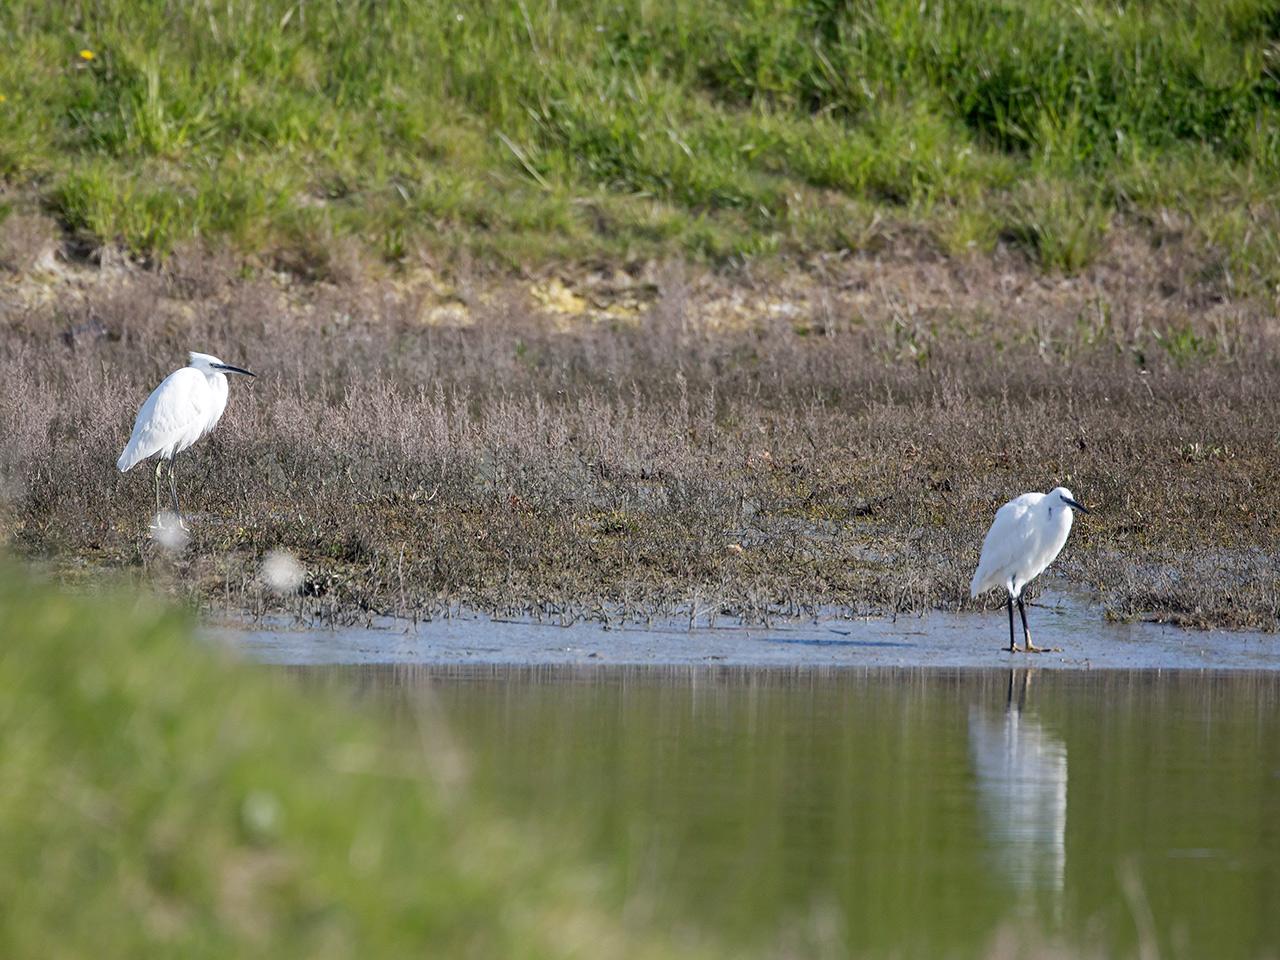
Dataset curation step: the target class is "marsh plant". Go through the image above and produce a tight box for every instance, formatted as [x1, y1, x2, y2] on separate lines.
[2, 250, 1277, 628]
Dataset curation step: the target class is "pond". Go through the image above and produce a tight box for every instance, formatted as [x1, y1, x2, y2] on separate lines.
[292, 662, 1279, 958]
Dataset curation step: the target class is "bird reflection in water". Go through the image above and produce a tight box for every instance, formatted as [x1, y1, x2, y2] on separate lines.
[969, 669, 1068, 907]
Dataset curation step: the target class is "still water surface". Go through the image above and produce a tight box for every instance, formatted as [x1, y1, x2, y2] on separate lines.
[312, 665, 1279, 958]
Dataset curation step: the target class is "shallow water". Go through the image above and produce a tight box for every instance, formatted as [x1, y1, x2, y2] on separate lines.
[304, 664, 1279, 958]
[216, 600, 1280, 955]
[215, 591, 1280, 669]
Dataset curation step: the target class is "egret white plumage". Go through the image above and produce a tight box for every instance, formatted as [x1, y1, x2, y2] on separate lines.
[117, 351, 255, 522]
[970, 487, 1089, 652]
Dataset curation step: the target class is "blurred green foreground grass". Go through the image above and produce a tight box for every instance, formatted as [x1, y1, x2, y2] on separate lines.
[0, 565, 704, 959]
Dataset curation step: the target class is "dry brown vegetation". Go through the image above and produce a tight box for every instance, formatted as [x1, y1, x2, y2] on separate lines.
[2, 236, 1278, 628]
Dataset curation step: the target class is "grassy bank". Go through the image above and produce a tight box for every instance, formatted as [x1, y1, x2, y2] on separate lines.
[0, 564, 727, 958]
[2, 254, 1277, 629]
[1, 0, 1278, 281]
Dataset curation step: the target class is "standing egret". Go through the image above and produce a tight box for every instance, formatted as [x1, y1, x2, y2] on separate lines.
[970, 487, 1089, 652]
[116, 351, 255, 523]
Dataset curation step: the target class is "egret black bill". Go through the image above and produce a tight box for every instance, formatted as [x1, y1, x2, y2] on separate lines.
[213, 363, 256, 377]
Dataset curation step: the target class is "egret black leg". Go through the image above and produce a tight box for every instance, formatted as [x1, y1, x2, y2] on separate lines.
[1018, 597, 1046, 653]
[153, 459, 165, 516]
[1007, 595, 1018, 653]
[167, 456, 184, 525]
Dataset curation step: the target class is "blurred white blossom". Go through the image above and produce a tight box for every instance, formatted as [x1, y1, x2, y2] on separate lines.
[149, 512, 189, 551]
[261, 549, 304, 594]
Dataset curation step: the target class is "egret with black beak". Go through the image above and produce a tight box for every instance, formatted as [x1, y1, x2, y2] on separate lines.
[971, 487, 1090, 652]
[116, 351, 255, 524]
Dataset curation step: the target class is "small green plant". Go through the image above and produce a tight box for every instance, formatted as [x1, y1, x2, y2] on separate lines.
[597, 509, 641, 536]
[1003, 183, 1113, 274]
[1155, 322, 1216, 366]
[1179, 442, 1233, 464]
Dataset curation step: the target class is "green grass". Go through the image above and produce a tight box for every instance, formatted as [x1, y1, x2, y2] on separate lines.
[1, 0, 1278, 277]
[0, 564, 709, 958]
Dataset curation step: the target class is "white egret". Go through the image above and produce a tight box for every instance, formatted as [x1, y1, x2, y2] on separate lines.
[970, 487, 1089, 652]
[116, 351, 255, 522]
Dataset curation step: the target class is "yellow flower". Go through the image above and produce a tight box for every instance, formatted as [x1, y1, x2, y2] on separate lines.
[79, 49, 95, 61]
[0, 94, 6, 103]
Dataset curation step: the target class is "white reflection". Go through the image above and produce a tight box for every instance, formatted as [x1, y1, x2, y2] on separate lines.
[969, 670, 1067, 897]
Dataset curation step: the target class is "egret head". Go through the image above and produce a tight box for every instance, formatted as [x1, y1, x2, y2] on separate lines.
[188, 351, 255, 378]
[1050, 486, 1089, 514]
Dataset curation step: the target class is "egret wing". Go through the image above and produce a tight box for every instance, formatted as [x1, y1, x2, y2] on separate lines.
[971, 494, 1041, 596]
[116, 368, 209, 471]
